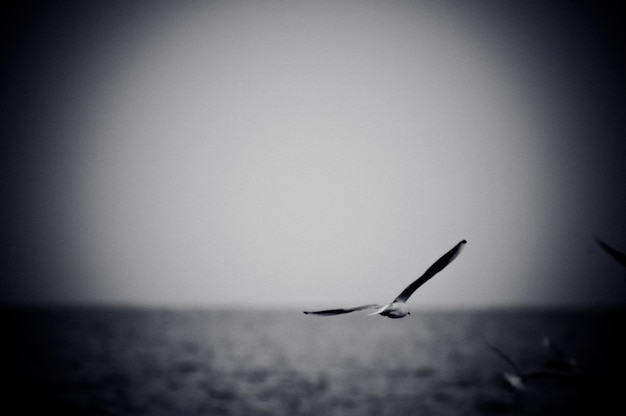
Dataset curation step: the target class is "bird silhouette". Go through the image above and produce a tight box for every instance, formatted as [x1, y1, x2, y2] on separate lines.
[304, 239, 466, 319]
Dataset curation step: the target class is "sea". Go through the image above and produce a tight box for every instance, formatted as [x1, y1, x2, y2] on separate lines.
[3, 306, 625, 415]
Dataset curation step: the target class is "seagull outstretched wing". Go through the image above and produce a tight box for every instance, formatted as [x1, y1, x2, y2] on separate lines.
[303, 304, 381, 316]
[303, 239, 466, 318]
[596, 237, 626, 268]
[393, 239, 466, 303]
[486, 340, 524, 375]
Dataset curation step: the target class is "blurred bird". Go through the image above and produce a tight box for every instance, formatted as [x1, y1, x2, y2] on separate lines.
[303, 239, 466, 319]
[542, 337, 578, 372]
[486, 340, 530, 392]
[487, 338, 580, 393]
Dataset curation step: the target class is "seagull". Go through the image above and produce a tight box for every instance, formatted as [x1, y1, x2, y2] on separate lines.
[486, 341, 529, 392]
[542, 337, 578, 372]
[487, 338, 580, 393]
[303, 239, 466, 319]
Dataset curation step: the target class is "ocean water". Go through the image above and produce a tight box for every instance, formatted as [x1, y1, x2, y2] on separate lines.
[3, 306, 625, 415]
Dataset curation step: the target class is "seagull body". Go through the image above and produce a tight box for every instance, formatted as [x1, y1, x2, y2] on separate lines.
[303, 239, 466, 319]
[367, 302, 410, 319]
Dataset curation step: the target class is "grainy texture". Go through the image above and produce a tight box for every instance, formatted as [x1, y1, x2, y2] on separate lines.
[3, 307, 625, 415]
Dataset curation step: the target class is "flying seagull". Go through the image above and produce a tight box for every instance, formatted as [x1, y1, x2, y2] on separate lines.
[486, 340, 528, 392]
[487, 338, 580, 393]
[542, 337, 578, 373]
[303, 239, 466, 319]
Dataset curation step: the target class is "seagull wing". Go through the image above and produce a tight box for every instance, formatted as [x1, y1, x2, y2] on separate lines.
[486, 340, 524, 375]
[394, 239, 466, 303]
[596, 237, 626, 268]
[303, 304, 381, 316]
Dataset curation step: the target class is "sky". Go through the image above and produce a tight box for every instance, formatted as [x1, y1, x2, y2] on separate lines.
[1, 0, 625, 309]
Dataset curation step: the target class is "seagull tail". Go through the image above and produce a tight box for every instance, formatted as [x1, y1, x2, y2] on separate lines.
[367, 304, 390, 315]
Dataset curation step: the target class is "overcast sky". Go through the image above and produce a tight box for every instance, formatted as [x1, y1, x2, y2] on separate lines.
[2, 0, 625, 309]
